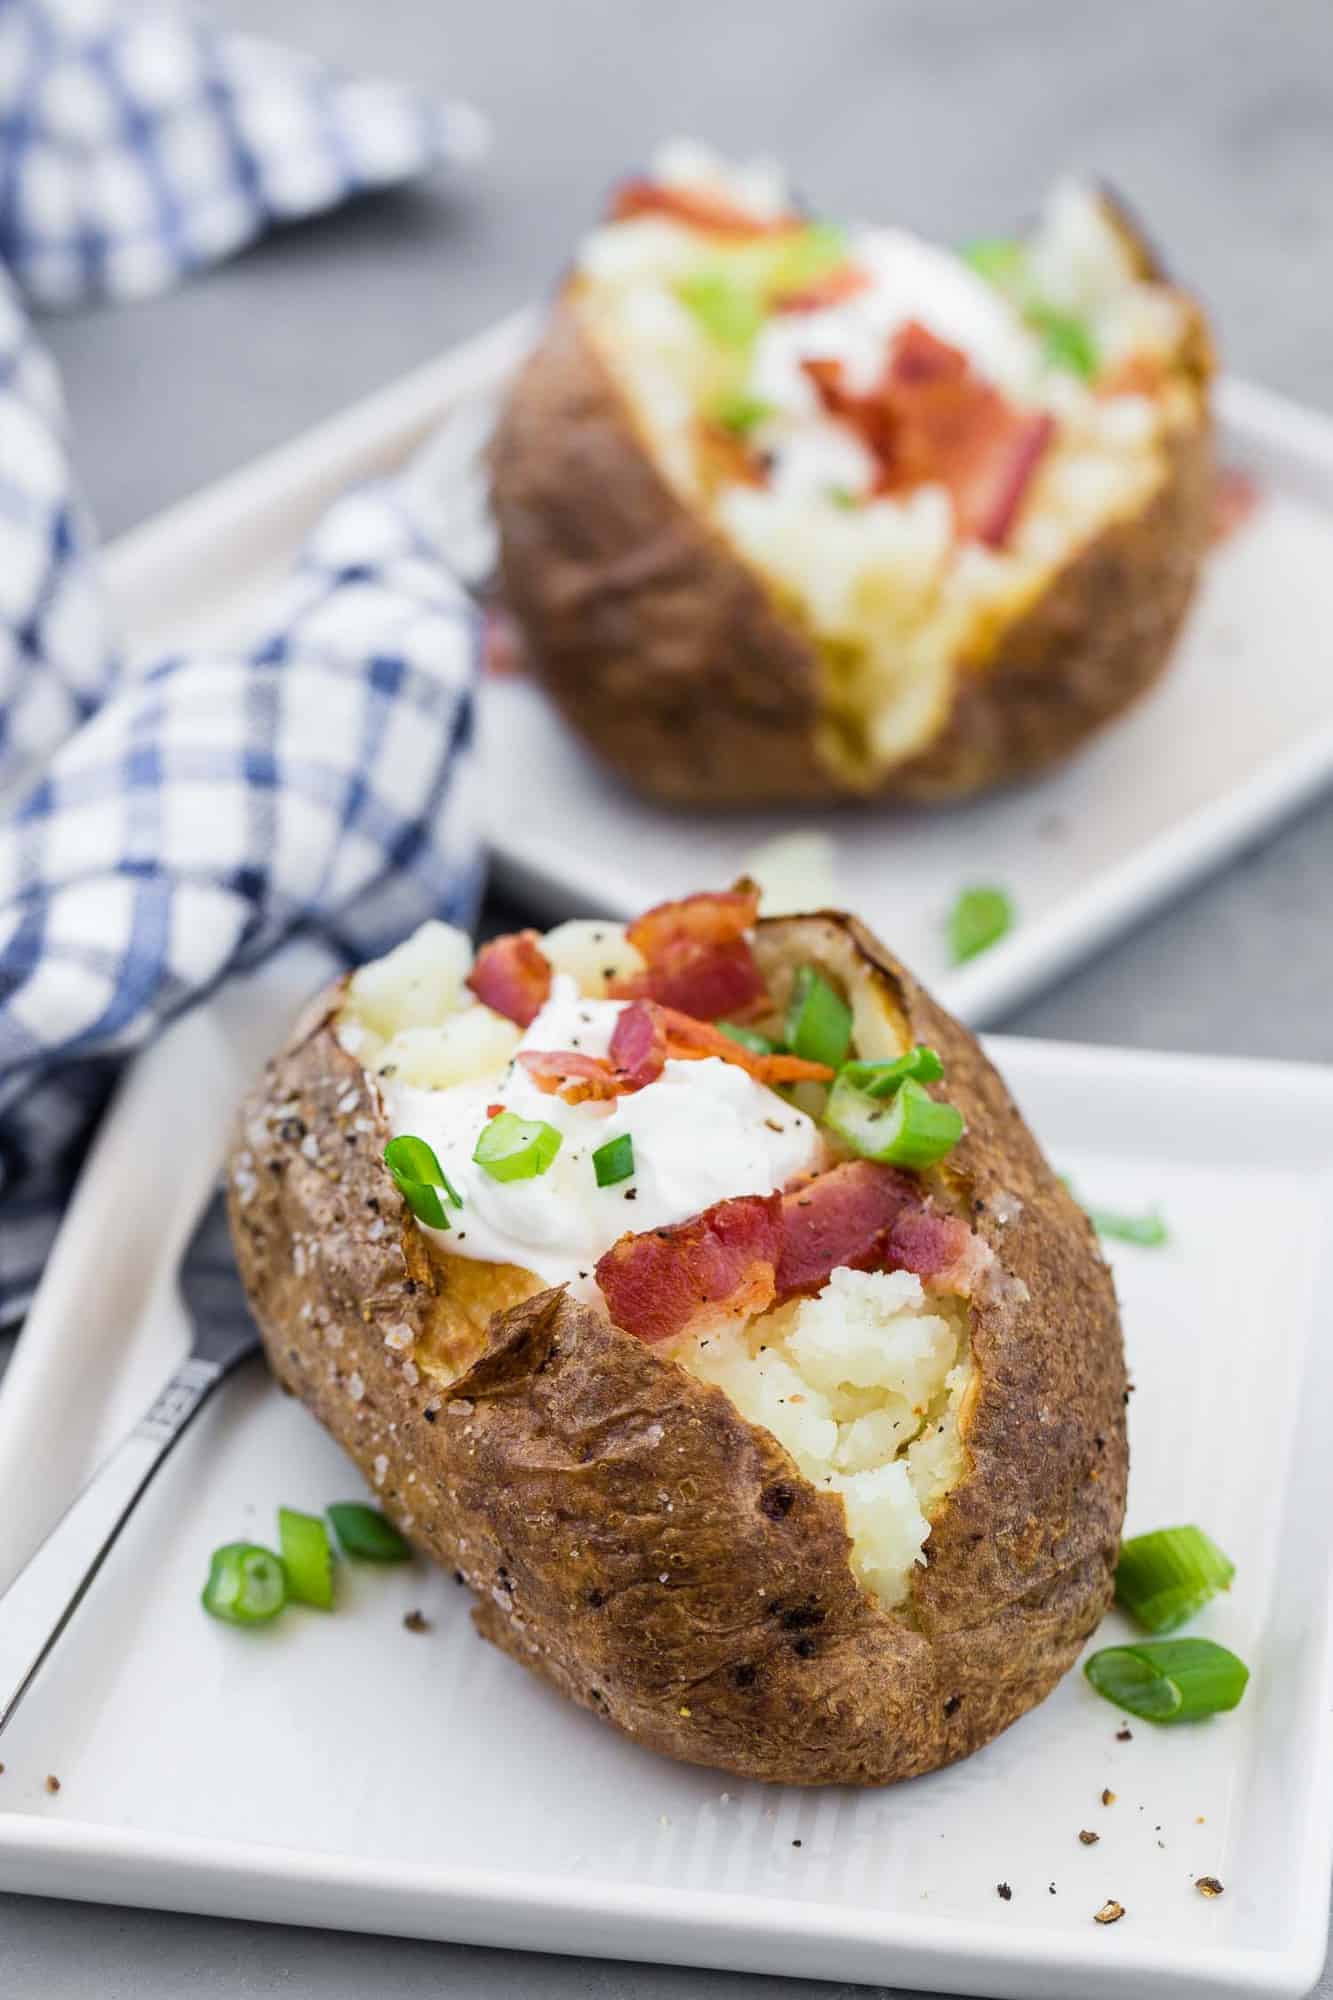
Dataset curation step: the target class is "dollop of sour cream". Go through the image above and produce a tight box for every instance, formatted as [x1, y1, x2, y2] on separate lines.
[379, 976, 824, 1302]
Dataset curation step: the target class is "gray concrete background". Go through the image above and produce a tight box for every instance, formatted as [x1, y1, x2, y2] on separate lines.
[4, 0, 1333, 1992]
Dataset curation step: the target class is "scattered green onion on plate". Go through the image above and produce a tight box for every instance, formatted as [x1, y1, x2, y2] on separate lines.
[785, 965, 853, 1069]
[1115, 1525, 1235, 1635]
[1085, 1203, 1169, 1248]
[278, 1506, 335, 1610]
[1084, 1638, 1249, 1724]
[473, 1110, 562, 1183]
[201, 1542, 287, 1626]
[947, 885, 1014, 964]
[593, 1133, 635, 1188]
[327, 1503, 411, 1564]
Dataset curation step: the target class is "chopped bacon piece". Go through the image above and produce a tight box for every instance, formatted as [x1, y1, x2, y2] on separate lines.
[614, 887, 768, 1021]
[612, 937, 769, 1021]
[774, 263, 872, 314]
[608, 1001, 667, 1091]
[627, 888, 760, 959]
[486, 1103, 505, 1120]
[1212, 466, 1260, 544]
[885, 1206, 991, 1296]
[802, 321, 1055, 548]
[595, 1195, 781, 1344]
[518, 1049, 619, 1105]
[608, 177, 800, 239]
[656, 1006, 833, 1085]
[775, 1160, 918, 1300]
[467, 931, 552, 1029]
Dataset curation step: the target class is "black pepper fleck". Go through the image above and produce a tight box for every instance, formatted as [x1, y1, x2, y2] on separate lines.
[996, 1882, 1012, 1902]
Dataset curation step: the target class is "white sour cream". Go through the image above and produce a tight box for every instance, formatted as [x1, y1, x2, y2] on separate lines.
[380, 976, 823, 1301]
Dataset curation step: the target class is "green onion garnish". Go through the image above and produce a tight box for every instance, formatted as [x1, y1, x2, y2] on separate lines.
[764, 220, 848, 293]
[1115, 1526, 1235, 1635]
[472, 1110, 563, 1183]
[201, 1542, 287, 1626]
[1085, 1203, 1169, 1248]
[1084, 1638, 1249, 1725]
[711, 390, 775, 436]
[948, 885, 1014, 964]
[675, 271, 767, 347]
[593, 1133, 635, 1188]
[961, 236, 1028, 289]
[278, 1507, 335, 1611]
[718, 1021, 778, 1056]
[384, 1134, 462, 1230]
[785, 965, 853, 1069]
[1031, 306, 1099, 380]
[838, 1046, 944, 1098]
[824, 1073, 964, 1169]
[327, 1503, 411, 1564]
[826, 485, 860, 509]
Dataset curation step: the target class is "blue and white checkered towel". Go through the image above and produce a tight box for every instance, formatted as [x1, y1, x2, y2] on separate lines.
[0, 0, 488, 1322]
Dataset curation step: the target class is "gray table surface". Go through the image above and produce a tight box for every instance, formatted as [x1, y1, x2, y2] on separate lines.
[5, 0, 1333, 1992]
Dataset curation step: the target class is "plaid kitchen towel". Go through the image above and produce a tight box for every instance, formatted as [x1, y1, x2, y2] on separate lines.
[0, 1, 488, 1322]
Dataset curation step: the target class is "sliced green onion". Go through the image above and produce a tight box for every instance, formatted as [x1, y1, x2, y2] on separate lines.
[1084, 1639, 1249, 1724]
[593, 1133, 635, 1188]
[278, 1507, 335, 1610]
[1115, 1526, 1235, 1635]
[764, 220, 849, 293]
[718, 1021, 777, 1056]
[1031, 306, 1099, 380]
[384, 1133, 462, 1231]
[472, 1110, 562, 1183]
[826, 485, 860, 509]
[327, 1503, 411, 1564]
[838, 1046, 944, 1098]
[825, 1073, 964, 1169]
[785, 965, 853, 1069]
[675, 271, 766, 347]
[961, 236, 1028, 289]
[711, 390, 775, 436]
[201, 1542, 287, 1626]
[1086, 1203, 1169, 1248]
[948, 885, 1014, 964]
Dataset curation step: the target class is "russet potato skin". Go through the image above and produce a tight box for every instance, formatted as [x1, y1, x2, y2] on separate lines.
[228, 915, 1127, 1786]
[489, 229, 1213, 808]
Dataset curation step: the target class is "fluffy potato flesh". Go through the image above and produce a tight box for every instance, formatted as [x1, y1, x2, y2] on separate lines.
[230, 905, 1128, 1786]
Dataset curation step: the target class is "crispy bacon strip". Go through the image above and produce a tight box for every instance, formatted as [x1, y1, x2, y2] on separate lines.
[517, 1049, 619, 1105]
[595, 1194, 781, 1344]
[608, 178, 800, 238]
[467, 931, 552, 1028]
[614, 887, 768, 1021]
[802, 321, 1055, 548]
[774, 1159, 918, 1300]
[656, 1006, 833, 1085]
[608, 1001, 667, 1091]
[600, 1160, 988, 1342]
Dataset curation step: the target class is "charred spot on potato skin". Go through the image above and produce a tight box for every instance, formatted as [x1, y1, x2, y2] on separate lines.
[732, 1662, 758, 1689]
[587, 1587, 608, 1609]
[760, 1482, 796, 1521]
[792, 1636, 818, 1660]
[944, 1694, 963, 1717]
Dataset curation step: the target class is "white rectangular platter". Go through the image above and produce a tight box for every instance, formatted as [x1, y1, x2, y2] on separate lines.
[95, 315, 1333, 1025]
[0, 952, 1330, 2000]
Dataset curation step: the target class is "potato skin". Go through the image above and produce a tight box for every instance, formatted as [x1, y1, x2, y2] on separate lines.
[490, 291, 1213, 807]
[227, 918, 1127, 1786]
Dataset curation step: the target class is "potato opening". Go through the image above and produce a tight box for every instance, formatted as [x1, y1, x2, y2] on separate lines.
[339, 910, 978, 1613]
[571, 153, 1208, 787]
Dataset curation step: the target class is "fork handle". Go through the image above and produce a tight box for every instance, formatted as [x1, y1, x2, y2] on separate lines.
[0, 1356, 223, 1737]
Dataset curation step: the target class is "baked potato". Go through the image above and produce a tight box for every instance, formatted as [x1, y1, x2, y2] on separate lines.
[491, 142, 1213, 805]
[228, 888, 1127, 1787]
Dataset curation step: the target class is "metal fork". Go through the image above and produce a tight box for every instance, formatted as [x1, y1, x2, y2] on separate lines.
[0, 1190, 260, 1737]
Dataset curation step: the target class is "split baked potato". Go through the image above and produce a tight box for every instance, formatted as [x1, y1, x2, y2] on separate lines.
[228, 889, 1127, 1787]
[491, 143, 1213, 805]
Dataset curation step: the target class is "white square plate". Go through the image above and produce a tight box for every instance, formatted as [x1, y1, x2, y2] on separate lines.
[0, 953, 1329, 1998]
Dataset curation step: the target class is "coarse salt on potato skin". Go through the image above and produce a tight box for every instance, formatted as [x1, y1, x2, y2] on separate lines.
[227, 912, 1127, 1787]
